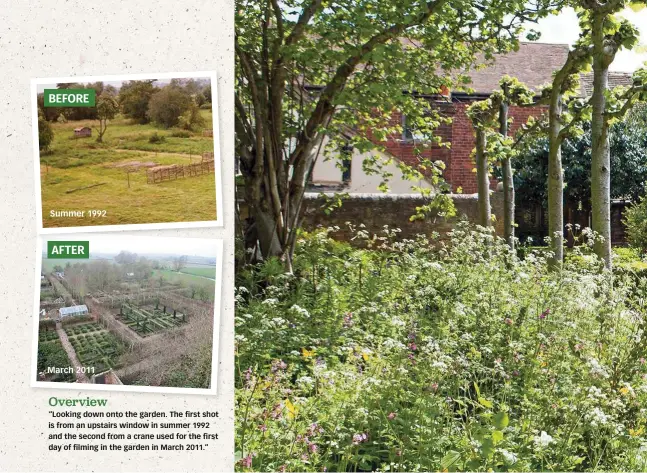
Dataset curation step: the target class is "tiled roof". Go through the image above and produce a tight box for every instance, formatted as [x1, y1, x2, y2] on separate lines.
[458, 43, 570, 94]
[578, 71, 634, 97]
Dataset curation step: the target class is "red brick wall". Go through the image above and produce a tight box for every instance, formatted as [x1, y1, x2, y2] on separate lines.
[371, 101, 548, 194]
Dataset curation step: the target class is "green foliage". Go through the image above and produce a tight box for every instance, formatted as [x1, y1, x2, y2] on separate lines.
[96, 94, 119, 121]
[235, 0, 567, 261]
[148, 132, 166, 144]
[235, 225, 647, 472]
[170, 130, 192, 138]
[147, 85, 191, 128]
[119, 80, 157, 124]
[624, 191, 647, 254]
[95, 94, 120, 143]
[515, 119, 647, 208]
[178, 101, 207, 131]
[37, 340, 75, 382]
[38, 111, 54, 152]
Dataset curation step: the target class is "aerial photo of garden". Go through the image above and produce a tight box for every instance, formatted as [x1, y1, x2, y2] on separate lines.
[36, 75, 217, 228]
[234, 1, 647, 472]
[37, 235, 217, 389]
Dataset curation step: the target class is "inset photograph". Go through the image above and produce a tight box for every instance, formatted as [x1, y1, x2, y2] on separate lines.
[32, 72, 221, 232]
[32, 234, 222, 394]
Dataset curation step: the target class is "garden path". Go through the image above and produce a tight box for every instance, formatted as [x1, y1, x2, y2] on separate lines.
[56, 323, 90, 383]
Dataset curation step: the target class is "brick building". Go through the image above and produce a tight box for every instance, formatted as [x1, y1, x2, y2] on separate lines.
[311, 42, 571, 194]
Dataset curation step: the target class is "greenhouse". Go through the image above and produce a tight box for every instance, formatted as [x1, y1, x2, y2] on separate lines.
[58, 305, 89, 319]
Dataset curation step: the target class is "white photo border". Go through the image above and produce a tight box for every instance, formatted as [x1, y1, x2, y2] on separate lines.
[31, 70, 224, 234]
[30, 234, 224, 396]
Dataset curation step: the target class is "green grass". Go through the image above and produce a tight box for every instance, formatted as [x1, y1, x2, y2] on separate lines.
[39, 112, 216, 228]
[152, 269, 215, 299]
[179, 266, 216, 279]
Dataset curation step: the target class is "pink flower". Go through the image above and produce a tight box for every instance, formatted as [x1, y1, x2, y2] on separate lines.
[539, 308, 550, 320]
[271, 359, 287, 372]
[258, 424, 267, 432]
[352, 433, 368, 445]
[241, 454, 253, 468]
[308, 443, 318, 453]
[387, 412, 396, 420]
[504, 317, 514, 325]
[430, 382, 439, 392]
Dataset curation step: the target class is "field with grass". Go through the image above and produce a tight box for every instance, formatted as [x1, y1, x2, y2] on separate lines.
[179, 265, 217, 280]
[39, 111, 217, 228]
[153, 269, 215, 299]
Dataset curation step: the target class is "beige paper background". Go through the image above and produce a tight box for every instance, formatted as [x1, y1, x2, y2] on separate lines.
[0, 1, 234, 471]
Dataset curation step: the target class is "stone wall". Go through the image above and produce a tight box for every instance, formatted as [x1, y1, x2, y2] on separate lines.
[516, 200, 630, 245]
[301, 191, 504, 241]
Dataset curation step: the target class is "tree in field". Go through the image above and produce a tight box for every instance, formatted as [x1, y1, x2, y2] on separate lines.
[94, 94, 119, 143]
[172, 255, 188, 272]
[38, 110, 54, 152]
[147, 85, 191, 128]
[583, 2, 646, 268]
[202, 84, 212, 105]
[178, 100, 207, 131]
[115, 251, 138, 265]
[235, 0, 566, 269]
[119, 80, 157, 124]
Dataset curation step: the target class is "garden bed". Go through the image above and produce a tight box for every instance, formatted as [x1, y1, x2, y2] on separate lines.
[65, 322, 125, 372]
[116, 302, 186, 337]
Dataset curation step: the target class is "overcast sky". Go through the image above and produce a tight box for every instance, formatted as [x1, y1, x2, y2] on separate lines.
[35, 77, 210, 94]
[530, 7, 647, 72]
[44, 235, 219, 258]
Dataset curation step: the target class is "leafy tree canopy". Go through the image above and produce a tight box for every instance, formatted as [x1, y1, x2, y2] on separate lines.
[514, 114, 647, 208]
[236, 0, 567, 263]
[119, 80, 158, 124]
[148, 86, 192, 128]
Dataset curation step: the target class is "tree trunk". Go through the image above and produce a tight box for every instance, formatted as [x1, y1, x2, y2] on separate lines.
[475, 129, 491, 227]
[241, 133, 325, 270]
[590, 19, 613, 269]
[499, 100, 514, 248]
[547, 89, 564, 265]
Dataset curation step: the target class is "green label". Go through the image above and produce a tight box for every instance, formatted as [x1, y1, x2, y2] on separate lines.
[47, 241, 89, 259]
[44, 89, 95, 107]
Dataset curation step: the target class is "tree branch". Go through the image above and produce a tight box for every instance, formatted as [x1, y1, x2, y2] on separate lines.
[284, 0, 325, 47]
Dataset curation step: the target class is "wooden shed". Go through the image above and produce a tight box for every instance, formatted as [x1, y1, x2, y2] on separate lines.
[73, 126, 92, 138]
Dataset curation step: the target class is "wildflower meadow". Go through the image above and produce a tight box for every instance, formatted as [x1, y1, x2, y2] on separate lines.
[235, 224, 647, 472]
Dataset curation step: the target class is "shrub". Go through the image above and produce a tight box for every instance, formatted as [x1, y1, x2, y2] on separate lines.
[38, 111, 54, 152]
[624, 195, 647, 254]
[235, 224, 647, 472]
[148, 132, 166, 144]
[178, 101, 206, 131]
[147, 85, 191, 128]
[170, 130, 192, 138]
